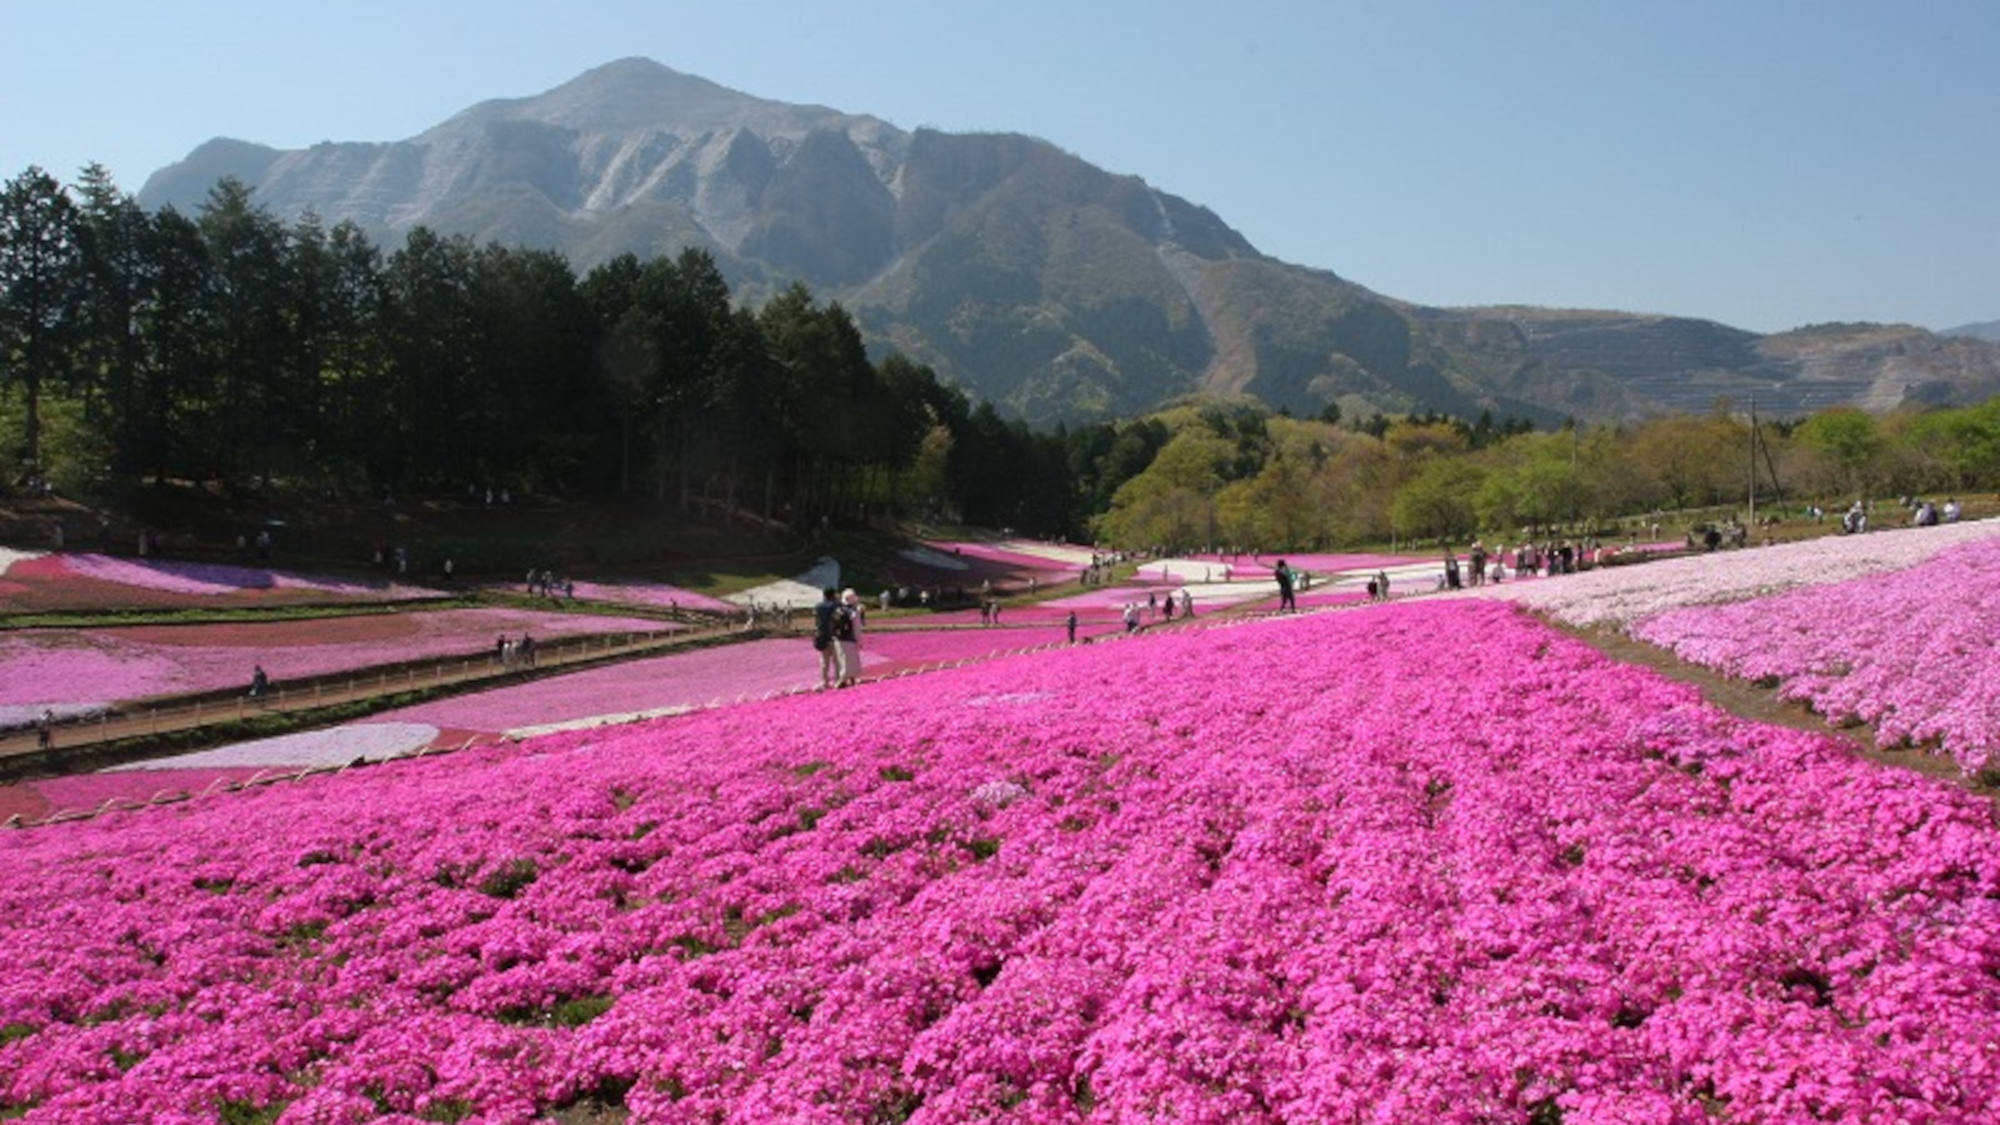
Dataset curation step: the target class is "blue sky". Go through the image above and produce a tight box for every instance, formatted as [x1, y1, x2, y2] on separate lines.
[3, 0, 1994, 333]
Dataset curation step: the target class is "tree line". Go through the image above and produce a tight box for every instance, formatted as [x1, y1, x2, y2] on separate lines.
[0, 165, 1099, 534]
[6, 164, 1999, 549]
[1092, 396, 2000, 550]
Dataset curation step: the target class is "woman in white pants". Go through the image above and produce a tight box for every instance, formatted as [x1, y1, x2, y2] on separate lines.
[834, 588, 864, 687]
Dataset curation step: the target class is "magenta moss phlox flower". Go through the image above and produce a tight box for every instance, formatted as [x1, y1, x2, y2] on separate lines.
[3, 601, 1999, 1121]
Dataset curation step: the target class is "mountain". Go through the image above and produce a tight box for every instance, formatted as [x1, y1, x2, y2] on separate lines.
[1943, 320, 2000, 344]
[138, 58, 2000, 426]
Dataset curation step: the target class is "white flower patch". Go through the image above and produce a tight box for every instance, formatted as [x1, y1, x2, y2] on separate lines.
[0, 546, 46, 576]
[103, 722, 441, 771]
[1452, 519, 2000, 627]
[728, 556, 842, 610]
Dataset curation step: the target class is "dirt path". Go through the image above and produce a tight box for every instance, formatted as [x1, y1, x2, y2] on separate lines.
[1561, 622, 1989, 793]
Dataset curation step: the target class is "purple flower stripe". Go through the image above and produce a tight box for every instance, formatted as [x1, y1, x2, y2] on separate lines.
[56, 553, 445, 599]
[3, 601, 1999, 1120]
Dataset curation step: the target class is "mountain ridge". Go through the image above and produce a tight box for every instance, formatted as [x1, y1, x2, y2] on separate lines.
[136, 58, 2000, 425]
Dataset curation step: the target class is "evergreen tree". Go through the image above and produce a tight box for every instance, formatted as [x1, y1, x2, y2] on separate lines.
[0, 166, 82, 473]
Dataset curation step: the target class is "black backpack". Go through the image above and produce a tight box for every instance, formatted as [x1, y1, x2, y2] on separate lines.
[831, 605, 856, 642]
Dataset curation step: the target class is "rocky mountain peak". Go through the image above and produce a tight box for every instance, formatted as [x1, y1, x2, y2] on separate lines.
[131, 59, 2000, 426]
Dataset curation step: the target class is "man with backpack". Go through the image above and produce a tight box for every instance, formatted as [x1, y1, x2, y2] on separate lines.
[813, 587, 840, 689]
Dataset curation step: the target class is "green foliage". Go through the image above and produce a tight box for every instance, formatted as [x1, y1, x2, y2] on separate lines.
[476, 858, 540, 899]
[1391, 458, 1484, 542]
[552, 994, 616, 1028]
[1795, 408, 1884, 492]
[218, 1099, 290, 1125]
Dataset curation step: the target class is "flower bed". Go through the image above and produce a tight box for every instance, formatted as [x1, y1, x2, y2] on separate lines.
[0, 552, 445, 612]
[534, 580, 737, 615]
[861, 625, 1125, 674]
[923, 541, 1089, 579]
[1040, 583, 1265, 612]
[0, 768, 266, 828]
[373, 638, 828, 735]
[1632, 538, 2000, 772]
[4, 601, 1999, 1121]
[1460, 520, 2000, 627]
[0, 608, 674, 714]
[1143, 551, 1421, 583]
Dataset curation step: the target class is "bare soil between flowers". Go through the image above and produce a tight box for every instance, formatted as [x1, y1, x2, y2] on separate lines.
[1564, 623, 1987, 793]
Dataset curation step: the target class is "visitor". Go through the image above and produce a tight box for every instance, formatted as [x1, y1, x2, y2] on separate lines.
[248, 665, 270, 702]
[37, 709, 54, 751]
[1274, 559, 1296, 611]
[1376, 570, 1391, 601]
[1066, 610, 1078, 644]
[813, 587, 840, 689]
[833, 589, 863, 687]
[1944, 498, 1962, 522]
[1444, 552, 1462, 591]
[1468, 542, 1487, 587]
[1181, 588, 1194, 617]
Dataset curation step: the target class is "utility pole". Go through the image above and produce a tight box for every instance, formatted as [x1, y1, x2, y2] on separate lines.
[1747, 395, 1758, 530]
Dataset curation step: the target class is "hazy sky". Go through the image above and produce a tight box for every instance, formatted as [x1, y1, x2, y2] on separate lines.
[3, 0, 1994, 333]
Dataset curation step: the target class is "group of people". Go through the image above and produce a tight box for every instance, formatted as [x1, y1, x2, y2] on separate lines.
[1274, 561, 1321, 608]
[524, 569, 573, 600]
[1910, 497, 1961, 527]
[813, 588, 865, 689]
[495, 634, 538, 669]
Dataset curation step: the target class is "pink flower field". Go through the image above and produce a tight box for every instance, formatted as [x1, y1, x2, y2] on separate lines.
[926, 541, 1089, 574]
[373, 638, 829, 735]
[862, 625, 1127, 674]
[1632, 538, 2000, 772]
[561, 580, 737, 615]
[5, 600, 2000, 1123]
[1461, 519, 2000, 627]
[0, 552, 445, 611]
[0, 608, 674, 714]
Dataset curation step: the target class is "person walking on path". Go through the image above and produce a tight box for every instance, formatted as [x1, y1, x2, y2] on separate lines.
[813, 587, 840, 689]
[248, 665, 270, 702]
[1066, 610, 1078, 644]
[1274, 559, 1297, 611]
[37, 709, 54, 751]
